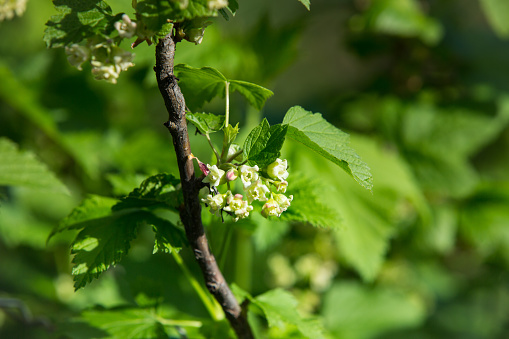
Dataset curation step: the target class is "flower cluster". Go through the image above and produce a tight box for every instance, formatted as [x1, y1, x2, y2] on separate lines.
[200, 158, 293, 222]
[0, 0, 27, 22]
[65, 41, 135, 84]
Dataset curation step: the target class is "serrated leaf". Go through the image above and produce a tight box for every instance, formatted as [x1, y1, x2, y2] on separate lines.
[174, 64, 273, 111]
[44, 0, 119, 48]
[0, 138, 69, 194]
[186, 112, 225, 135]
[298, 0, 311, 10]
[81, 308, 169, 339]
[243, 119, 288, 168]
[152, 220, 186, 254]
[70, 209, 146, 289]
[255, 289, 326, 339]
[229, 80, 274, 110]
[283, 106, 372, 191]
[112, 173, 182, 212]
[280, 176, 341, 229]
[223, 123, 240, 148]
[479, 0, 509, 38]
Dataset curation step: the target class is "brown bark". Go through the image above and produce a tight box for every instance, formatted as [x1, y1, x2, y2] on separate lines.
[154, 34, 254, 339]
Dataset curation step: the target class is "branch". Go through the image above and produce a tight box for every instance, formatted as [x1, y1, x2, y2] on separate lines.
[154, 34, 254, 339]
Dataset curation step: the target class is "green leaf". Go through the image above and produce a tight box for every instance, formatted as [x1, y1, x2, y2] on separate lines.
[112, 173, 182, 212]
[280, 175, 341, 229]
[231, 285, 326, 339]
[255, 289, 326, 339]
[243, 119, 288, 168]
[322, 282, 426, 339]
[0, 138, 69, 194]
[174, 64, 273, 111]
[229, 80, 274, 111]
[283, 106, 373, 191]
[69, 209, 146, 289]
[186, 112, 225, 135]
[298, 0, 311, 10]
[81, 308, 169, 339]
[479, 0, 509, 38]
[152, 220, 186, 254]
[44, 0, 119, 48]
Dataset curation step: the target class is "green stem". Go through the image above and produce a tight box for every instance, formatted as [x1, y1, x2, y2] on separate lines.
[156, 318, 202, 328]
[171, 250, 224, 321]
[205, 133, 221, 163]
[225, 81, 230, 127]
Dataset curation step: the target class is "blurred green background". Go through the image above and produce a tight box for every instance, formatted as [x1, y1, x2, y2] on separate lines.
[1, 0, 509, 338]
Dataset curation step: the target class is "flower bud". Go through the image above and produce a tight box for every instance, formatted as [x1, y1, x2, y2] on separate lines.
[226, 169, 238, 181]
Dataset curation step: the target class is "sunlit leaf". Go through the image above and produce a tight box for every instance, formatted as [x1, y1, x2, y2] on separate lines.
[0, 138, 69, 194]
[174, 64, 273, 111]
[186, 112, 225, 135]
[283, 106, 373, 191]
[243, 119, 287, 168]
[479, 0, 509, 38]
[298, 0, 311, 10]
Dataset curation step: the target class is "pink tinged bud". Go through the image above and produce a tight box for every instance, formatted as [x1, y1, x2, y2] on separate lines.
[199, 161, 210, 176]
[261, 198, 281, 218]
[226, 169, 238, 181]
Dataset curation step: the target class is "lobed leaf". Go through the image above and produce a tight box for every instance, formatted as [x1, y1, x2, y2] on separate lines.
[0, 138, 69, 194]
[283, 106, 373, 191]
[44, 0, 120, 48]
[174, 64, 273, 111]
[112, 173, 182, 212]
[186, 112, 225, 135]
[243, 119, 288, 168]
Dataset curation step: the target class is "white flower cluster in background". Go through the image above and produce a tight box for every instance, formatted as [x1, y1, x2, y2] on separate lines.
[200, 158, 293, 221]
[65, 41, 135, 84]
[0, 0, 27, 21]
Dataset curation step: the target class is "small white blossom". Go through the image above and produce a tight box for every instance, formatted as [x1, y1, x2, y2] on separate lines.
[91, 61, 120, 84]
[186, 27, 206, 45]
[273, 193, 293, 212]
[114, 14, 137, 38]
[208, 0, 228, 10]
[203, 164, 225, 187]
[0, 0, 27, 21]
[65, 44, 90, 70]
[266, 158, 289, 181]
[111, 47, 135, 71]
[261, 197, 280, 218]
[239, 165, 259, 188]
[245, 180, 270, 203]
[275, 180, 288, 193]
[201, 193, 226, 216]
[224, 193, 253, 221]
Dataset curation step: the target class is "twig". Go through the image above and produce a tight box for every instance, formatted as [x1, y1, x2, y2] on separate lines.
[154, 34, 254, 339]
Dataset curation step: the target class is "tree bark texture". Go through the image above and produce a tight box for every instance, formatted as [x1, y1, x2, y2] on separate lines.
[154, 34, 254, 339]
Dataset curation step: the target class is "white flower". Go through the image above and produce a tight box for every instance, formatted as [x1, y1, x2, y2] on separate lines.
[201, 193, 226, 216]
[266, 158, 289, 181]
[0, 0, 27, 21]
[91, 61, 120, 84]
[275, 180, 288, 193]
[185, 27, 206, 45]
[65, 44, 90, 70]
[261, 197, 280, 218]
[111, 47, 135, 71]
[245, 180, 269, 203]
[208, 0, 228, 10]
[224, 193, 253, 221]
[273, 193, 293, 212]
[239, 165, 259, 188]
[202, 164, 225, 187]
[114, 14, 137, 38]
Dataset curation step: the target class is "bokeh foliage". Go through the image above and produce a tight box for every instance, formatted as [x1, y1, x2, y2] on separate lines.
[1, 0, 509, 338]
